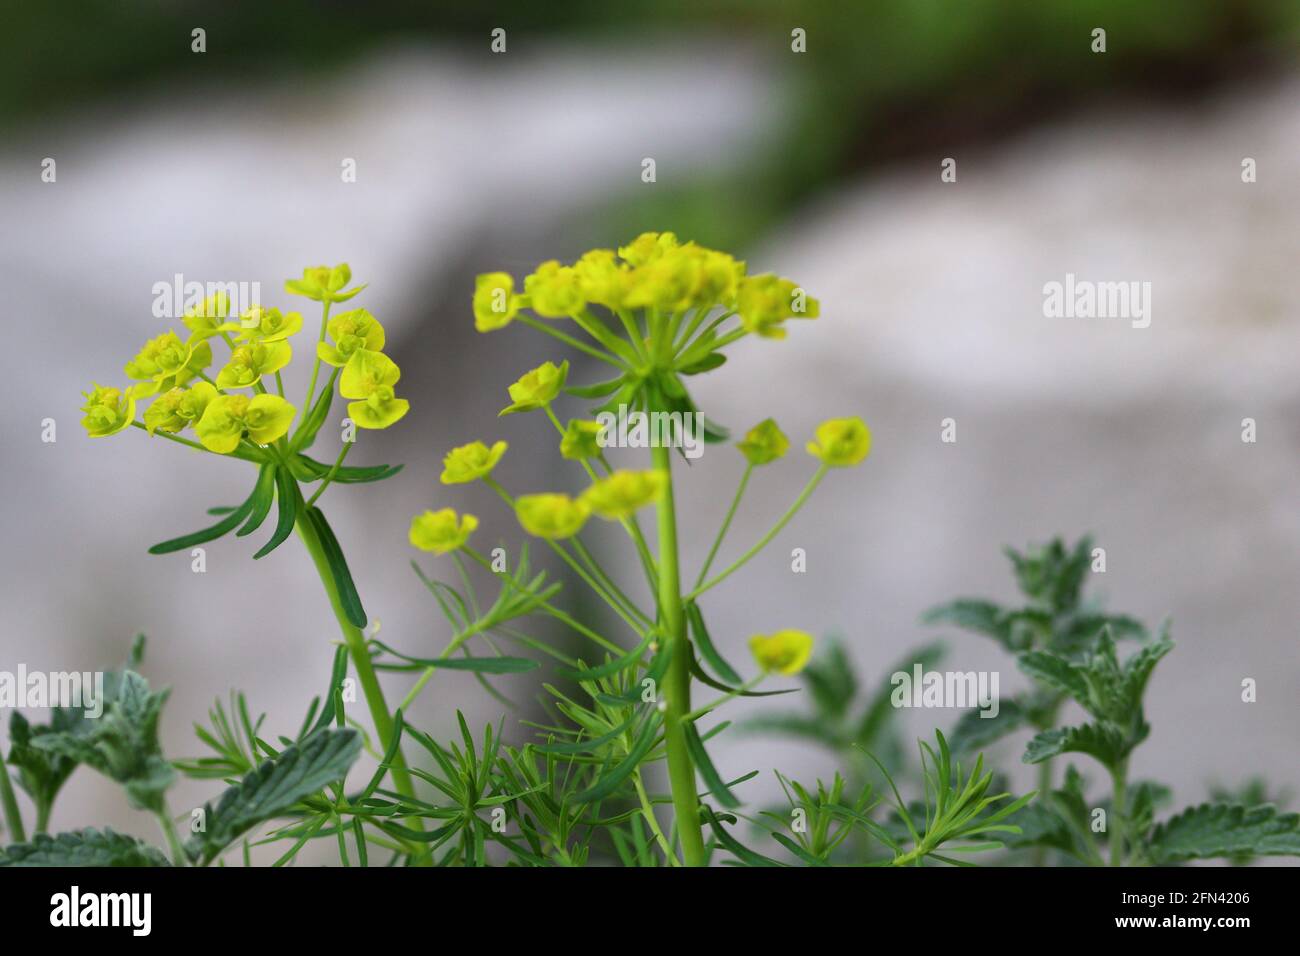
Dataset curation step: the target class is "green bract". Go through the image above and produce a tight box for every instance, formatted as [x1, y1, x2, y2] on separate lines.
[318, 308, 386, 367]
[514, 493, 590, 539]
[737, 418, 789, 465]
[409, 508, 478, 555]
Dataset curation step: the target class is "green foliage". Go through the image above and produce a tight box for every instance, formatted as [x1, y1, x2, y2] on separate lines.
[1, 828, 171, 867]
[187, 729, 361, 865]
[1144, 803, 1300, 863]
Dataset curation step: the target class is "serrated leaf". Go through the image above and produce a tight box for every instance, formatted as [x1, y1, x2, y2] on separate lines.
[0, 828, 170, 867]
[186, 728, 362, 865]
[946, 698, 1028, 754]
[32, 671, 174, 813]
[1022, 723, 1128, 768]
[1018, 650, 1089, 702]
[1146, 803, 1300, 863]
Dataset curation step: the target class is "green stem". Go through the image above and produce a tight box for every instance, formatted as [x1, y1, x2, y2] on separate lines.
[304, 440, 354, 508]
[687, 465, 827, 601]
[154, 804, 188, 867]
[694, 462, 752, 588]
[0, 760, 25, 844]
[294, 515, 420, 813]
[302, 299, 332, 413]
[651, 442, 706, 867]
[517, 315, 626, 370]
[633, 769, 680, 867]
[1109, 759, 1128, 867]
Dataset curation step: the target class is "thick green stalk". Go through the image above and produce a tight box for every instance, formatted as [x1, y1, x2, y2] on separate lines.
[651, 443, 706, 867]
[0, 759, 25, 844]
[1109, 759, 1128, 867]
[294, 516, 417, 805]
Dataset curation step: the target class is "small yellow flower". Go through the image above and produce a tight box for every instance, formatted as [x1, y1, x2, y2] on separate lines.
[473, 272, 519, 332]
[749, 630, 814, 675]
[237, 306, 302, 343]
[181, 293, 238, 341]
[317, 308, 386, 367]
[408, 508, 479, 555]
[524, 261, 585, 318]
[142, 387, 188, 434]
[338, 349, 408, 429]
[124, 331, 211, 396]
[560, 419, 604, 460]
[515, 493, 590, 540]
[806, 417, 871, 467]
[617, 231, 679, 267]
[215, 340, 292, 389]
[440, 440, 508, 485]
[573, 250, 631, 309]
[195, 394, 296, 453]
[500, 360, 569, 415]
[580, 470, 665, 520]
[736, 274, 819, 339]
[80, 384, 135, 438]
[737, 418, 789, 466]
[284, 264, 364, 303]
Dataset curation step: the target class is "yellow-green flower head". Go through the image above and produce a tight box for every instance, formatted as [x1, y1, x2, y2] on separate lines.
[617, 231, 679, 267]
[524, 260, 585, 318]
[623, 242, 743, 312]
[515, 493, 590, 540]
[215, 340, 292, 389]
[195, 393, 296, 453]
[440, 440, 508, 485]
[737, 418, 789, 466]
[748, 629, 815, 675]
[408, 508, 479, 555]
[181, 293, 237, 341]
[237, 306, 302, 343]
[284, 264, 364, 303]
[560, 419, 604, 460]
[473, 272, 519, 332]
[142, 387, 189, 435]
[573, 249, 631, 310]
[500, 360, 569, 416]
[124, 331, 210, 396]
[338, 349, 408, 429]
[806, 416, 871, 467]
[317, 308, 386, 367]
[736, 275, 820, 339]
[80, 384, 135, 438]
[580, 470, 666, 520]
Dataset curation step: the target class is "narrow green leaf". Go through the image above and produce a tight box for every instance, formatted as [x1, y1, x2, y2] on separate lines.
[370, 640, 537, 674]
[686, 601, 741, 685]
[236, 463, 278, 537]
[254, 467, 301, 559]
[307, 506, 366, 628]
[575, 713, 662, 803]
[148, 485, 258, 554]
[684, 723, 740, 809]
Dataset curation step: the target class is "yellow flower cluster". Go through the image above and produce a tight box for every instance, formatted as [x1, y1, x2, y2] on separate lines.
[80, 265, 409, 450]
[472, 231, 819, 342]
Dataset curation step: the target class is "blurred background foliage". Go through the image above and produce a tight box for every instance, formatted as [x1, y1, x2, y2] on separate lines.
[8, 0, 1298, 247]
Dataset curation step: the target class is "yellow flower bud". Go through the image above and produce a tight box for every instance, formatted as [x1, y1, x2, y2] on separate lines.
[617, 231, 679, 267]
[80, 384, 135, 438]
[580, 470, 665, 520]
[515, 493, 590, 540]
[195, 394, 296, 453]
[805, 417, 871, 468]
[408, 508, 478, 555]
[736, 418, 789, 466]
[216, 340, 292, 389]
[473, 272, 519, 332]
[748, 629, 814, 675]
[736, 275, 819, 339]
[440, 440, 507, 485]
[573, 250, 631, 309]
[560, 419, 603, 460]
[500, 360, 569, 415]
[182, 293, 237, 341]
[285, 264, 363, 303]
[524, 261, 585, 318]
[237, 306, 302, 343]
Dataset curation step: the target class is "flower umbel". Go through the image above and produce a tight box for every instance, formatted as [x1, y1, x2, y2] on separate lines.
[80, 384, 135, 438]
